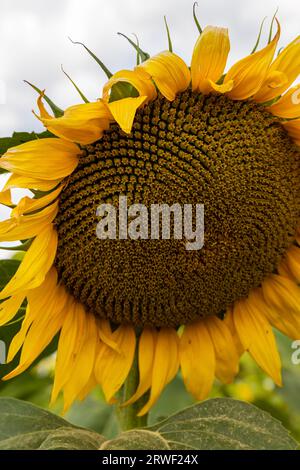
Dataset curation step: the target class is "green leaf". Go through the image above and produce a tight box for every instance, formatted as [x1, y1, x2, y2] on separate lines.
[101, 429, 170, 450]
[0, 398, 105, 450]
[101, 398, 298, 450]
[0, 259, 20, 287]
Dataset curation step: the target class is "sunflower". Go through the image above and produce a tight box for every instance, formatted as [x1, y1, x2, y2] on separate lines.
[1, 12, 300, 418]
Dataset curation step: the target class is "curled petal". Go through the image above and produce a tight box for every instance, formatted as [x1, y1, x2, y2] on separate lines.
[191, 26, 231, 94]
[224, 20, 280, 100]
[136, 51, 190, 101]
[254, 35, 300, 102]
[107, 96, 147, 134]
[102, 69, 157, 103]
[36, 94, 112, 145]
[267, 84, 300, 118]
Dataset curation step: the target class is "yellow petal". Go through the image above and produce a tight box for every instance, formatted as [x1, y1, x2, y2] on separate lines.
[223, 306, 245, 356]
[51, 298, 79, 403]
[0, 138, 80, 180]
[0, 201, 58, 242]
[254, 36, 300, 102]
[267, 84, 300, 118]
[36, 95, 112, 145]
[249, 287, 300, 341]
[0, 224, 57, 299]
[191, 26, 231, 94]
[125, 327, 157, 405]
[0, 190, 12, 206]
[95, 324, 136, 403]
[138, 327, 179, 416]
[3, 173, 62, 192]
[0, 293, 25, 327]
[136, 51, 190, 101]
[262, 274, 300, 313]
[63, 311, 98, 412]
[283, 118, 300, 143]
[12, 185, 63, 218]
[205, 316, 239, 384]
[224, 20, 280, 100]
[179, 321, 215, 401]
[4, 280, 68, 379]
[98, 319, 120, 352]
[107, 96, 147, 134]
[233, 297, 282, 386]
[102, 69, 157, 103]
[5, 268, 60, 363]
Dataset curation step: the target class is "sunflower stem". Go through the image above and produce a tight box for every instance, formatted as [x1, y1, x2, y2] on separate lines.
[115, 351, 148, 431]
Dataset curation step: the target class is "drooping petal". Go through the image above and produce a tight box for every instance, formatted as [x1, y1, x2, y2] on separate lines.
[205, 316, 239, 384]
[95, 324, 136, 403]
[267, 84, 300, 119]
[102, 69, 157, 103]
[0, 224, 57, 299]
[51, 298, 79, 404]
[107, 96, 147, 134]
[0, 138, 81, 180]
[233, 297, 282, 386]
[5, 268, 61, 364]
[0, 293, 25, 327]
[249, 287, 300, 341]
[63, 311, 98, 412]
[254, 36, 300, 103]
[12, 185, 63, 217]
[262, 274, 300, 313]
[179, 321, 215, 402]
[125, 327, 157, 405]
[224, 20, 280, 100]
[136, 51, 190, 101]
[36, 95, 112, 145]
[283, 118, 300, 144]
[138, 327, 179, 416]
[4, 280, 68, 379]
[3, 174, 62, 192]
[0, 201, 58, 242]
[191, 26, 232, 94]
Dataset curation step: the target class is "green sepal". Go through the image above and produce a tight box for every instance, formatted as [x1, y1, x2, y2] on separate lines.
[23, 81, 63, 117]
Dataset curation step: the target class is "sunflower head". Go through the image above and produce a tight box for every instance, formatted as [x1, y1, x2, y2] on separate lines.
[1, 11, 300, 417]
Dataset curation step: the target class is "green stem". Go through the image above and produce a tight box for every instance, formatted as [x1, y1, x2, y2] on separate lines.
[116, 352, 149, 431]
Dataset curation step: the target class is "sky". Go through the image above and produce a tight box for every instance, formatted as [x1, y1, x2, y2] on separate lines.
[0, 0, 300, 137]
[0, 0, 299, 251]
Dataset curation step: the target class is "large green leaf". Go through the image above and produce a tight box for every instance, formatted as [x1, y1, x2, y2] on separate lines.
[0, 398, 104, 450]
[0, 397, 297, 450]
[101, 398, 298, 450]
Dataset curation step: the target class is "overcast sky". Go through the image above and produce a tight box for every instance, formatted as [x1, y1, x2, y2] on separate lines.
[0, 0, 300, 137]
